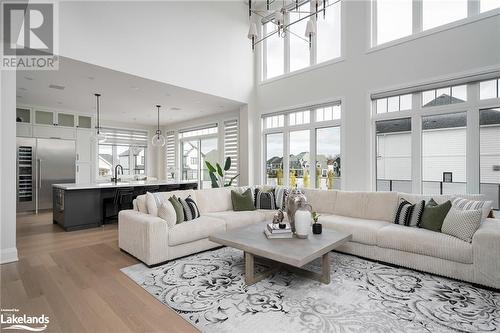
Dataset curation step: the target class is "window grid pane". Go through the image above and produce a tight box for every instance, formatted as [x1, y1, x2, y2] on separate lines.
[376, 0, 413, 45]
[422, 0, 467, 31]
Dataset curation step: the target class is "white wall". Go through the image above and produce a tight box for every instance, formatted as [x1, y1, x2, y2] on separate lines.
[1, 69, 18, 264]
[255, 3, 500, 190]
[58, 1, 253, 103]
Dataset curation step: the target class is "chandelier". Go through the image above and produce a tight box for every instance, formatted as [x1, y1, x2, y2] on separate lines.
[247, 0, 339, 50]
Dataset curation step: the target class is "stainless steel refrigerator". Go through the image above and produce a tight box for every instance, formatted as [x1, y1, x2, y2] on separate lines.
[16, 138, 75, 213]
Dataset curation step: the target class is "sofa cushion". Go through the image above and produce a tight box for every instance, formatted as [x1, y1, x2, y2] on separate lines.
[168, 216, 226, 246]
[195, 187, 232, 214]
[145, 190, 197, 216]
[364, 191, 399, 222]
[302, 189, 337, 214]
[204, 210, 267, 230]
[136, 194, 148, 214]
[419, 200, 451, 232]
[319, 214, 390, 245]
[231, 189, 256, 211]
[377, 224, 473, 264]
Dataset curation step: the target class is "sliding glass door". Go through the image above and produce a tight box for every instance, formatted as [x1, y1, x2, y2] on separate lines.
[181, 137, 218, 189]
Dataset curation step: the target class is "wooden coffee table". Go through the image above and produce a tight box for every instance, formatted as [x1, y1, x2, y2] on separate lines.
[209, 223, 352, 285]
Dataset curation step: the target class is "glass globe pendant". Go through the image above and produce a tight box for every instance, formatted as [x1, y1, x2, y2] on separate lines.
[151, 105, 166, 147]
[94, 93, 107, 143]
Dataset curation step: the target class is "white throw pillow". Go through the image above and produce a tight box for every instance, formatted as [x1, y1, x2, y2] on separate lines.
[441, 207, 482, 243]
[158, 201, 177, 227]
[146, 192, 162, 217]
[451, 197, 493, 220]
[136, 194, 148, 214]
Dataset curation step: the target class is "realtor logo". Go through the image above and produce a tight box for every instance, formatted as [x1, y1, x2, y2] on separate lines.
[1, 1, 58, 70]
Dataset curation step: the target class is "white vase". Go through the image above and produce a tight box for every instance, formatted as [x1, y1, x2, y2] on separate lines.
[294, 209, 311, 239]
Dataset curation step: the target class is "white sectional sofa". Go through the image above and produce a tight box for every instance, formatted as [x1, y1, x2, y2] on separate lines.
[118, 187, 500, 289]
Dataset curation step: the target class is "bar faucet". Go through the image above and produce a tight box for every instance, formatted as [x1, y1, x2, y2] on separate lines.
[112, 164, 124, 183]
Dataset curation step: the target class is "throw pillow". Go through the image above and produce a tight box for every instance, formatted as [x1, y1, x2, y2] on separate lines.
[441, 207, 482, 243]
[178, 195, 201, 221]
[145, 192, 164, 216]
[394, 199, 425, 226]
[136, 194, 148, 214]
[451, 197, 493, 220]
[168, 195, 185, 224]
[254, 188, 276, 210]
[158, 201, 176, 227]
[419, 200, 452, 232]
[231, 188, 256, 211]
[274, 186, 290, 209]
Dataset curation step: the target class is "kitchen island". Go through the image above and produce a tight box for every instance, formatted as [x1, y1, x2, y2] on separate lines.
[52, 180, 197, 231]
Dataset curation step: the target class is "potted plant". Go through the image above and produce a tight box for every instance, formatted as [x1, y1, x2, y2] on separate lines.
[312, 211, 322, 234]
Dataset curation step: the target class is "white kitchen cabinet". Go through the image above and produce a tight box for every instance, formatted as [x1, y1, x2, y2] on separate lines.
[16, 123, 32, 137]
[32, 125, 76, 140]
[76, 162, 92, 184]
[76, 128, 93, 162]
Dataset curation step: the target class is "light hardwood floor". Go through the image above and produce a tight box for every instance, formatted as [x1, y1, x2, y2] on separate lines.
[1, 212, 198, 333]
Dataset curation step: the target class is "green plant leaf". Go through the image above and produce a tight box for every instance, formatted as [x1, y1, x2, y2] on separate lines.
[224, 156, 231, 171]
[205, 161, 216, 173]
[225, 174, 240, 187]
[209, 173, 219, 188]
[216, 163, 224, 177]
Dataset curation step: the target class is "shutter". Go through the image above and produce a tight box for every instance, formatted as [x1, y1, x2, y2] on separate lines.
[224, 119, 239, 186]
[100, 127, 148, 147]
[165, 131, 176, 179]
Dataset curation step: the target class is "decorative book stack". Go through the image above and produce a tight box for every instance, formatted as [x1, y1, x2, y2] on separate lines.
[264, 223, 293, 239]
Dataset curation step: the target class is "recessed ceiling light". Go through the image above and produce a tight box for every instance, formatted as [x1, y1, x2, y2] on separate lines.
[87, 76, 95, 80]
[131, 86, 139, 90]
[24, 76, 33, 81]
[18, 87, 27, 91]
[49, 84, 65, 90]
[16, 95, 22, 98]
[57, 101, 62, 105]
[171, 107, 181, 111]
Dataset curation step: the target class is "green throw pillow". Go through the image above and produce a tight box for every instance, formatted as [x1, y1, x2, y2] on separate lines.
[419, 200, 451, 232]
[231, 189, 256, 211]
[168, 195, 185, 224]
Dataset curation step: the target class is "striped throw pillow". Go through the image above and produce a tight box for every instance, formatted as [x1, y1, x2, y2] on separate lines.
[394, 199, 425, 227]
[441, 207, 482, 242]
[451, 197, 492, 220]
[178, 195, 200, 221]
[274, 186, 290, 210]
[254, 188, 276, 210]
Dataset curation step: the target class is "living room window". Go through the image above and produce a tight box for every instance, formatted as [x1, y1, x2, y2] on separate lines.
[262, 101, 342, 188]
[373, 0, 413, 45]
[422, 0, 467, 31]
[375, 94, 412, 113]
[372, 78, 500, 199]
[480, 0, 500, 12]
[261, 0, 342, 81]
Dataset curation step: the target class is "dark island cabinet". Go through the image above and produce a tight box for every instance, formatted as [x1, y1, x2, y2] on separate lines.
[53, 182, 197, 231]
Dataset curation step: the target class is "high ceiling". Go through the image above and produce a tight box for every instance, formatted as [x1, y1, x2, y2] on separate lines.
[16, 56, 244, 126]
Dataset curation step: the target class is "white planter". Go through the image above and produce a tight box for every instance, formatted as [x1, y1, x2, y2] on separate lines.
[295, 210, 311, 239]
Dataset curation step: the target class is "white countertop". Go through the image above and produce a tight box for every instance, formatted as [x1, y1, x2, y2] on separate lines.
[52, 180, 197, 190]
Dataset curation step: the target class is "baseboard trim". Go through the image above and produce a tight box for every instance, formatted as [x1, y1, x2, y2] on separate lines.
[1, 247, 19, 264]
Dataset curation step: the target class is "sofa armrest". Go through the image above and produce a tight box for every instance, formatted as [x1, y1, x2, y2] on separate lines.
[118, 210, 170, 266]
[472, 219, 500, 288]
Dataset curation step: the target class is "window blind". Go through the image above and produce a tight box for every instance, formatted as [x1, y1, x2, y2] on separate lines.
[100, 127, 148, 147]
[165, 131, 176, 176]
[261, 100, 341, 119]
[224, 119, 239, 186]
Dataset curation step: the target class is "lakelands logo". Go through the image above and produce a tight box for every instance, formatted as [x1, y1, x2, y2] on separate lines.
[1, 309, 49, 332]
[1, 1, 59, 70]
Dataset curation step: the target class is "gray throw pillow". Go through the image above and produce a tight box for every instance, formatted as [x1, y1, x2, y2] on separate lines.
[441, 207, 482, 243]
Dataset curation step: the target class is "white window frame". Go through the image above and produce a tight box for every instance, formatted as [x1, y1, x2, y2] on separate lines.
[261, 101, 342, 188]
[371, 80, 500, 194]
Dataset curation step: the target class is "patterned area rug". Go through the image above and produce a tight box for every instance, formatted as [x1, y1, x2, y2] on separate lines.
[122, 248, 500, 333]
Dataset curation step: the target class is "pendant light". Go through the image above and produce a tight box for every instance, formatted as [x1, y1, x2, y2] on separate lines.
[94, 93, 106, 143]
[305, 20, 316, 49]
[151, 105, 166, 147]
[247, 22, 258, 51]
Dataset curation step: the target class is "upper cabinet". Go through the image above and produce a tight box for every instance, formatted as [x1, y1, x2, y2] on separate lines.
[16, 108, 31, 123]
[77, 115, 92, 129]
[34, 110, 54, 125]
[57, 113, 75, 127]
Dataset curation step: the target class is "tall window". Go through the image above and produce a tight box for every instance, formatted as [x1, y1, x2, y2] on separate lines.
[289, 3, 310, 72]
[422, 112, 467, 195]
[316, 126, 341, 189]
[480, 0, 500, 12]
[480, 79, 500, 100]
[422, 0, 467, 30]
[376, 118, 412, 192]
[262, 102, 342, 189]
[98, 128, 148, 178]
[262, 1, 342, 80]
[480, 108, 500, 209]
[180, 125, 218, 189]
[264, 22, 284, 79]
[375, 0, 413, 45]
[317, 0, 341, 63]
[265, 133, 284, 186]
